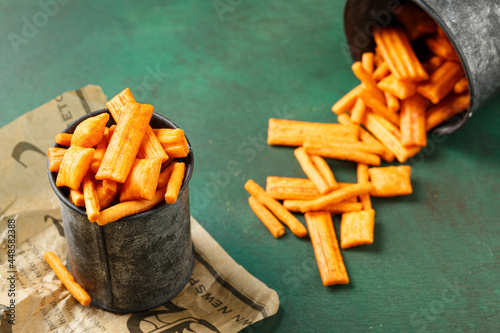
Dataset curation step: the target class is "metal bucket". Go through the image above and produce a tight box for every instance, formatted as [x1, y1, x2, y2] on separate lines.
[48, 109, 195, 313]
[343, 0, 500, 134]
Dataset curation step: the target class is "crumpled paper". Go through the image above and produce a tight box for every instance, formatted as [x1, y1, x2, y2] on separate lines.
[0, 85, 279, 333]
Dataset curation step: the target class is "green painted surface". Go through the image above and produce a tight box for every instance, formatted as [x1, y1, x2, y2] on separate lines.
[1, 0, 499, 332]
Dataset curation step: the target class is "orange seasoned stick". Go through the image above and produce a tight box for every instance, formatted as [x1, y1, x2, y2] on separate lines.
[400, 94, 427, 147]
[82, 171, 100, 222]
[426, 93, 470, 131]
[337, 113, 395, 163]
[425, 34, 460, 61]
[154, 128, 189, 158]
[69, 188, 85, 207]
[244, 179, 307, 238]
[43, 251, 91, 306]
[352, 61, 385, 103]
[48, 147, 67, 172]
[157, 161, 177, 189]
[331, 85, 363, 115]
[266, 176, 320, 201]
[361, 52, 374, 74]
[107, 88, 168, 162]
[71, 113, 109, 148]
[97, 187, 167, 226]
[310, 155, 338, 190]
[305, 211, 349, 286]
[96, 102, 153, 183]
[305, 139, 387, 156]
[350, 98, 366, 124]
[358, 88, 399, 125]
[90, 127, 109, 173]
[417, 61, 464, 104]
[294, 148, 334, 194]
[55, 133, 72, 146]
[453, 77, 468, 94]
[299, 183, 374, 213]
[268, 118, 359, 146]
[377, 74, 417, 100]
[373, 27, 429, 81]
[248, 196, 286, 238]
[303, 142, 381, 166]
[385, 92, 400, 113]
[357, 163, 372, 210]
[368, 166, 412, 197]
[362, 111, 420, 163]
[340, 209, 375, 249]
[96, 181, 119, 209]
[120, 158, 163, 202]
[372, 62, 390, 81]
[165, 162, 186, 204]
[56, 145, 95, 190]
[284, 200, 362, 214]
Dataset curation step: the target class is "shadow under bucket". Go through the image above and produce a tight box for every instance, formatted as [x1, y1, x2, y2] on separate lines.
[48, 109, 195, 313]
[343, 0, 500, 134]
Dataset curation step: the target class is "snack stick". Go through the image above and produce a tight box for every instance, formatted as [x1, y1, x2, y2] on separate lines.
[266, 176, 320, 200]
[102, 180, 117, 195]
[97, 187, 167, 226]
[350, 98, 366, 124]
[385, 92, 400, 113]
[244, 179, 307, 238]
[361, 52, 374, 74]
[453, 77, 469, 94]
[359, 88, 399, 125]
[294, 148, 333, 194]
[136, 126, 169, 162]
[154, 128, 189, 158]
[108, 125, 117, 144]
[96, 181, 119, 210]
[310, 155, 338, 190]
[400, 94, 427, 147]
[305, 211, 349, 286]
[337, 113, 395, 162]
[299, 183, 374, 213]
[356, 163, 372, 210]
[43, 251, 91, 306]
[377, 74, 417, 100]
[69, 188, 85, 207]
[82, 171, 100, 222]
[417, 61, 464, 104]
[304, 143, 381, 166]
[157, 161, 177, 189]
[331, 84, 363, 115]
[267, 118, 359, 146]
[107, 88, 168, 162]
[56, 145, 95, 190]
[55, 133, 72, 146]
[426, 56, 446, 73]
[351, 62, 386, 103]
[340, 209, 375, 249]
[372, 62, 390, 81]
[96, 102, 153, 183]
[71, 113, 109, 148]
[362, 111, 420, 163]
[426, 93, 470, 131]
[48, 147, 67, 172]
[165, 162, 186, 204]
[90, 127, 109, 174]
[284, 200, 363, 214]
[425, 35, 460, 61]
[369, 166, 412, 197]
[120, 158, 163, 202]
[305, 139, 387, 157]
[248, 196, 286, 238]
[373, 27, 428, 81]
[106, 87, 135, 122]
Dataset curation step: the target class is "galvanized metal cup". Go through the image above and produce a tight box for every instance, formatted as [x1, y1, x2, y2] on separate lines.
[343, 0, 500, 134]
[48, 109, 195, 313]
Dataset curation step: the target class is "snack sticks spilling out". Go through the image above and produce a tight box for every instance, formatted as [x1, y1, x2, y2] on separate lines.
[49, 88, 190, 226]
[245, 3, 469, 287]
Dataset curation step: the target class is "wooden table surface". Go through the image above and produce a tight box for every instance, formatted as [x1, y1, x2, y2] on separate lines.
[1, 1, 499, 332]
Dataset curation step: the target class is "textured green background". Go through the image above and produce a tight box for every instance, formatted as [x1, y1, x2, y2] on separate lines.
[1, 0, 499, 332]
